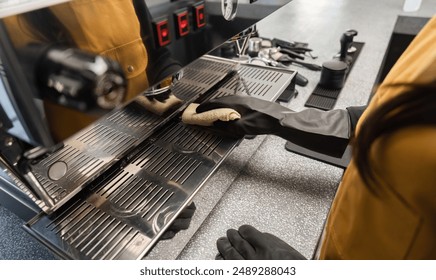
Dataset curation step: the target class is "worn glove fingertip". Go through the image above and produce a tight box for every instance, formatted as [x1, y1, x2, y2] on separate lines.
[215, 253, 225, 260]
[216, 237, 228, 245]
[216, 237, 230, 254]
[238, 224, 260, 236]
[216, 237, 245, 260]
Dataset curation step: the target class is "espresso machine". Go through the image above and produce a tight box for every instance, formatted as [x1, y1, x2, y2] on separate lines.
[0, 0, 296, 259]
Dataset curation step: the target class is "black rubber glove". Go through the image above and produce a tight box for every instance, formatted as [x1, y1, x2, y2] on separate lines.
[216, 225, 306, 260]
[160, 202, 196, 240]
[197, 95, 351, 158]
[197, 96, 285, 137]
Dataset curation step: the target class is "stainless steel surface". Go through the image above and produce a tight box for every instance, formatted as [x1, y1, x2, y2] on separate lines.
[26, 121, 239, 260]
[25, 56, 237, 214]
[25, 57, 296, 259]
[2, 0, 434, 261]
[0, 0, 292, 147]
[248, 37, 263, 53]
[212, 63, 294, 99]
[23, 170, 55, 208]
[0, 161, 47, 211]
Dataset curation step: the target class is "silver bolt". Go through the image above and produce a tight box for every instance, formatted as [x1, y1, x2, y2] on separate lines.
[4, 137, 14, 147]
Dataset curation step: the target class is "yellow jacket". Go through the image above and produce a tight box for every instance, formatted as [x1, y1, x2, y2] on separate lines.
[319, 16, 436, 259]
[5, 0, 150, 141]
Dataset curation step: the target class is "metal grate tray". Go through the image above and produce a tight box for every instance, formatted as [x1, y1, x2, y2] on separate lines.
[24, 56, 236, 214]
[25, 56, 296, 259]
[25, 120, 238, 260]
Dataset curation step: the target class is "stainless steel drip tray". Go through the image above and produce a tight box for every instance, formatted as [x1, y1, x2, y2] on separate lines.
[23, 56, 237, 214]
[24, 57, 296, 259]
[25, 121, 239, 260]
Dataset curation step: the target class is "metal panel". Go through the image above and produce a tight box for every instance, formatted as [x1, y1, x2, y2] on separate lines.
[26, 120, 238, 260]
[26, 56, 236, 214]
[25, 57, 296, 259]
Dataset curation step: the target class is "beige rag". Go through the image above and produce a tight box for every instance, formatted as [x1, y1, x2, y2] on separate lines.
[135, 94, 183, 116]
[181, 103, 241, 126]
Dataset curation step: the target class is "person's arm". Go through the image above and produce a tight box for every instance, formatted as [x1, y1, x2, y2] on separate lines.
[183, 95, 366, 158]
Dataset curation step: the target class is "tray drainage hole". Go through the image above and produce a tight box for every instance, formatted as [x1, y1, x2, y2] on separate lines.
[48, 161, 68, 181]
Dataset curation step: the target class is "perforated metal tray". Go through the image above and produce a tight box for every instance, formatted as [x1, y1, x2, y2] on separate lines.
[24, 56, 296, 259]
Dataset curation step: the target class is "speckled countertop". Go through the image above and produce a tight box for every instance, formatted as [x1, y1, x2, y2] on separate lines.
[1, 0, 435, 260]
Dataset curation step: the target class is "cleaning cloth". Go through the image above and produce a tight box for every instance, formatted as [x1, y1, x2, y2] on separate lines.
[181, 103, 240, 126]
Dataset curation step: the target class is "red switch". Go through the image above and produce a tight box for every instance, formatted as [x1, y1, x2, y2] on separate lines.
[193, 2, 206, 29]
[174, 9, 189, 38]
[153, 18, 171, 47]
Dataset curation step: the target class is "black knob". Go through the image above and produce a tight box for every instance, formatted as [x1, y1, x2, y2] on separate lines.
[339, 29, 358, 62]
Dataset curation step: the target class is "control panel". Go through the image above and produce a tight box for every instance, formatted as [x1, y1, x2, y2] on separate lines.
[151, 1, 206, 48]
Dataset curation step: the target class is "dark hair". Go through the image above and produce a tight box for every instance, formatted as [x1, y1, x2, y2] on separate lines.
[353, 82, 436, 194]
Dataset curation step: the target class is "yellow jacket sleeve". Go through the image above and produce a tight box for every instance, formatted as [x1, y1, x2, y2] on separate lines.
[319, 16, 436, 259]
[3, 0, 151, 141]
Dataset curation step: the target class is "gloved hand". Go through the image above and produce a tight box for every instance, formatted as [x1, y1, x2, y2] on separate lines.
[195, 95, 286, 138]
[160, 202, 196, 240]
[216, 225, 306, 260]
[193, 95, 351, 157]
